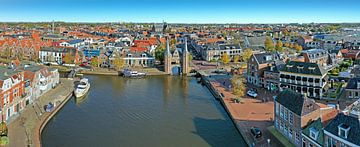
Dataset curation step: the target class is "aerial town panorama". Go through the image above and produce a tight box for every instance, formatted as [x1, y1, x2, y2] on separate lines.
[1, 0, 360, 147]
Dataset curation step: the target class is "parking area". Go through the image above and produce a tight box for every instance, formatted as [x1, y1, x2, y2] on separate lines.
[209, 78, 283, 147]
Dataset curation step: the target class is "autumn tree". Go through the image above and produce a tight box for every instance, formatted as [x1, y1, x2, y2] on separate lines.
[264, 37, 275, 52]
[233, 55, 240, 63]
[231, 75, 246, 97]
[90, 57, 99, 67]
[113, 56, 125, 70]
[275, 41, 284, 52]
[63, 53, 74, 64]
[240, 48, 253, 62]
[284, 42, 290, 48]
[221, 53, 230, 64]
[294, 43, 303, 53]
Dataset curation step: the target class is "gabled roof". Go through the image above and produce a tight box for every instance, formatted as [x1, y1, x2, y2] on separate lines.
[324, 113, 360, 146]
[253, 52, 276, 64]
[276, 89, 320, 116]
[68, 39, 83, 44]
[302, 119, 324, 146]
[345, 78, 360, 89]
[280, 61, 326, 76]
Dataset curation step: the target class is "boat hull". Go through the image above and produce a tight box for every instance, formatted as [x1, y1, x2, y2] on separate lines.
[74, 83, 90, 98]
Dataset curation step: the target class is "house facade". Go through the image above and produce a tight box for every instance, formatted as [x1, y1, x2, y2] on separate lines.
[0, 69, 26, 122]
[39, 47, 79, 65]
[274, 90, 321, 146]
[324, 113, 360, 147]
[247, 52, 280, 87]
[123, 52, 155, 67]
[344, 78, 360, 99]
[279, 61, 328, 99]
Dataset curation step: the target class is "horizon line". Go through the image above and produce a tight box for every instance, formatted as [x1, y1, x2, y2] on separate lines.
[1, 21, 360, 25]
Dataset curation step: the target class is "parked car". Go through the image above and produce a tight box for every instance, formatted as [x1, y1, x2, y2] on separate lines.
[250, 127, 262, 138]
[247, 90, 258, 98]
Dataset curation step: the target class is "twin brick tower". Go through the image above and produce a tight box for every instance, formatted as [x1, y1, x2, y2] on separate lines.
[164, 37, 190, 75]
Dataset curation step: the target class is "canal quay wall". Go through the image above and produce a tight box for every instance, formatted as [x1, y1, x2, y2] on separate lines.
[7, 79, 74, 147]
[200, 73, 251, 147]
[80, 69, 170, 76]
[34, 86, 74, 147]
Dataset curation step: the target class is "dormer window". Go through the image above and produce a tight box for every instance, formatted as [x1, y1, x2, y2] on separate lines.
[141, 54, 146, 58]
[310, 127, 319, 140]
[127, 54, 132, 57]
[338, 123, 350, 139]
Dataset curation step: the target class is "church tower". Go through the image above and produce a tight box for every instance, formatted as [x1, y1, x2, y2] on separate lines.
[182, 37, 190, 75]
[164, 37, 172, 74]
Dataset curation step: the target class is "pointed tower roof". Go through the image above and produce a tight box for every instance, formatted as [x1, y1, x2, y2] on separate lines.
[184, 37, 188, 53]
[165, 37, 171, 56]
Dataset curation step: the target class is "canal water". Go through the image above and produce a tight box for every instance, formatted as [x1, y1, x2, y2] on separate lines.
[41, 75, 246, 147]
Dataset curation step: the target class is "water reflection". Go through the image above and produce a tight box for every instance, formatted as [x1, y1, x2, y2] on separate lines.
[42, 75, 245, 147]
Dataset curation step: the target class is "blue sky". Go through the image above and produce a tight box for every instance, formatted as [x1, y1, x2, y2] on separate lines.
[1, 0, 360, 23]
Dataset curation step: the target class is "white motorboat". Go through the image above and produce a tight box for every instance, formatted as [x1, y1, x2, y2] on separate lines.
[122, 69, 146, 77]
[74, 78, 90, 98]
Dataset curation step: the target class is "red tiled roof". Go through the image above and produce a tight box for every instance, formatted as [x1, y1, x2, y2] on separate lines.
[130, 46, 148, 52]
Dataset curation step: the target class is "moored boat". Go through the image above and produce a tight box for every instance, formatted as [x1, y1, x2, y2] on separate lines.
[122, 69, 146, 77]
[74, 78, 90, 98]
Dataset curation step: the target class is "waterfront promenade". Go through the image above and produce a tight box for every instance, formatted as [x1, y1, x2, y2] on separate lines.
[7, 79, 74, 147]
[202, 74, 283, 147]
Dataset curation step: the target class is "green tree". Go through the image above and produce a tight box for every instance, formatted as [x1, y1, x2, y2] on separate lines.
[264, 37, 275, 52]
[221, 53, 230, 64]
[275, 41, 284, 52]
[231, 75, 246, 97]
[90, 57, 99, 67]
[155, 43, 166, 64]
[240, 48, 253, 62]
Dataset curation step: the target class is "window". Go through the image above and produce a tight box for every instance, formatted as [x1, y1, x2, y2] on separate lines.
[276, 103, 279, 115]
[327, 138, 336, 147]
[289, 112, 294, 125]
[280, 105, 284, 118]
[338, 123, 350, 139]
[284, 108, 288, 121]
[310, 127, 319, 140]
[295, 132, 300, 143]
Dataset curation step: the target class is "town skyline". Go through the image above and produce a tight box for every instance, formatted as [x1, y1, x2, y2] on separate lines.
[1, 0, 360, 23]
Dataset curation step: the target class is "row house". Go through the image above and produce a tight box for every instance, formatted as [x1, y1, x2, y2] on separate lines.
[279, 61, 328, 99]
[60, 39, 85, 48]
[263, 60, 285, 91]
[302, 49, 328, 65]
[22, 65, 59, 103]
[247, 52, 281, 87]
[39, 47, 79, 65]
[200, 44, 242, 61]
[344, 78, 360, 99]
[324, 113, 360, 147]
[0, 68, 25, 122]
[123, 52, 155, 67]
[274, 90, 338, 147]
[274, 90, 321, 146]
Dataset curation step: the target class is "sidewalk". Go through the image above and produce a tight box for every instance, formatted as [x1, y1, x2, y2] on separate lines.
[7, 79, 74, 147]
[208, 77, 283, 147]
